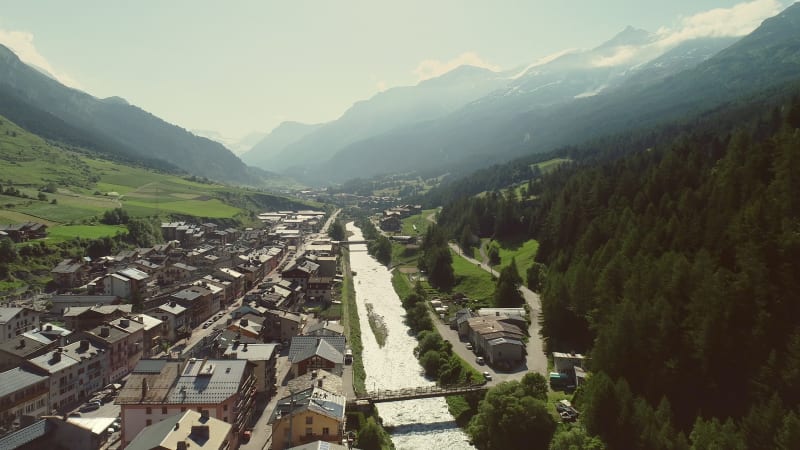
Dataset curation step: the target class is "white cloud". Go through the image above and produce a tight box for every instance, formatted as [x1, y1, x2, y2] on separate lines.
[413, 51, 500, 81]
[376, 80, 388, 92]
[0, 27, 82, 89]
[510, 48, 578, 79]
[656, 0, 784, 47]
[590, 0, 784, 68]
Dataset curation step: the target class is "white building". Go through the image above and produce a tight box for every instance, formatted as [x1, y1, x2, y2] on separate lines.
[0, 307, 41, 344]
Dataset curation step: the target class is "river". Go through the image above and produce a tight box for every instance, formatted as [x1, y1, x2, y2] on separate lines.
[347, 222, 474, 450]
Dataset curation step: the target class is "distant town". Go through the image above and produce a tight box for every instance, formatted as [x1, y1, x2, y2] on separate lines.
[0, 209, 362, 450]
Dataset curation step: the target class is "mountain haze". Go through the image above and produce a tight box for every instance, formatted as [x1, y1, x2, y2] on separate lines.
[241, 121, 324, 170]
[307, 5, 800, 184]
[0, 44, 271, 186]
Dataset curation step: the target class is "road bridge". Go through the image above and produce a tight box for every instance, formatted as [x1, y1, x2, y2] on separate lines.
[346, 383, 488, 407]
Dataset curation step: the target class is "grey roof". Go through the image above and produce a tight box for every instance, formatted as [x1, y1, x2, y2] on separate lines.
[171, 286, 211, 302]
[288, 441, 351, 450]
[0, 334, 50, 358]
[223, 343, 278, 361]
[22, 330, 54, 345]
[289, 336, 345, 364]
[304, 321, 344, 337]
[487, 337, 525, 347]
[86, 324, 129, 344]
[51, 295, 118, 305]
[0, 307, 23, 324]
[28, 349, 79, 374]
[157, 302, 187, 315]
[269, 386, 346, 424]
[165, 359, 248, 404]
[125, 412, 183, 450]
[133, 359, 169, 374]
[0, 419, 53, 449]
[0, 366, 49, 398]
[118, 267, 149, 280]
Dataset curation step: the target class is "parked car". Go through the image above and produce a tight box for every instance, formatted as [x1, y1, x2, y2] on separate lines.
[483, 371, 492, 381]
[476, 356, 485, 365]
[465, 343, 473, 351]
[79, 403, 100, 413]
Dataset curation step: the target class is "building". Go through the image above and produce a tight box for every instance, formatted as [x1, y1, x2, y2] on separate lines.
[222, 342, 278, 395]
[170, 285, 213, 328]
[160, 262, 198, 285]
[306, 277, 332, 302]
[103, 268, 150, 300]
[63, 305, 133, 332]
[131, 314, 164, 358]
[553, 352, 587, 373]
[303, 321, 344, 338]
[215, 268, 245, 299]
[126, 410, 233, 450]
[83, 324, 134, 382]
[60, 339, 111, 398]
[0, 307, 41, 344]
[0, 416, 113, 450]
[281, 261, 319, 291]
[51, 259, 90, 290]
[0, 334, 58, 372]
[268, 377, 346, 450]
[118, 358, 256, 449]
[263, 310, 303, 342]
[288, 336, 345, 378]
[226, 316, 264, 341]
[154, 302, 189, 343]
[50, 295, 120, 315]
[26, 347, 80, 412]
[465, 317, 527, 367]
[0, 366, 50, 431]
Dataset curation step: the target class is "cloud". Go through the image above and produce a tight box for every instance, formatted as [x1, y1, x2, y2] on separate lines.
[656, 0, 784, 47]
[590, 0, 784, 67]
[376, 80, 388, 92]
[413, 51, 500, 81]
[0, 27, 82, 89]
[510, 48, 578, 78]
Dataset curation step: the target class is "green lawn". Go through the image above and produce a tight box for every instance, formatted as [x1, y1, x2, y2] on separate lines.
[532, 157, 572, 174]
[451, 249, 496, 306]
[46, 224, 128, 242]
[492, 239, 540, 280]
[401, 208, 438, 236]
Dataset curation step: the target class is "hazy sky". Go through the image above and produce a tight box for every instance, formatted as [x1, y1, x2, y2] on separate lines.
[0, 0, 790, 142]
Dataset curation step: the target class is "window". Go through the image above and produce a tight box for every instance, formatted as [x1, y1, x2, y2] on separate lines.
[181, 407, 187, 412]
[146, 407, 152, 414]
[146, 419, 152, 426]
[223, 416, 228, 422]
[306, 416, 313, 425]
[306, 427, 312, 436]
[223, 404, 227, 411]
[322, 427, 329, 436]
[162, 407, 167, 414]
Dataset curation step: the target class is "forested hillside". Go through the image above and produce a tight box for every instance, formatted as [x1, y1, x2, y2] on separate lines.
[436, 91, 800, 448]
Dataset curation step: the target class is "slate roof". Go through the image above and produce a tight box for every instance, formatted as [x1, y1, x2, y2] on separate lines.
[304, 321, 344, 337]
[0, 307, 23, 324]
[124, 412, 183, 450]
[157, 302, 187, 315]
[269, 386, 346, 425]
[0, 366, 48, 398]
[223, 343, 278, 361]
[289, 336, 344, 364]
[133, 359, 169, 374]
[0, 334, 50, 358]
[27, 349, 79, 374]
[0, 419, 53, 449]
[165, 359, 248, 404]
[487, 337, 525, 347]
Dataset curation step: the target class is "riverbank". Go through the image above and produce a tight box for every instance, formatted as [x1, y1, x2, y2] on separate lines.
[347, 221, 474, 450]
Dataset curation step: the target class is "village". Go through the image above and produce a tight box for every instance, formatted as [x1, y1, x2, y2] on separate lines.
[0, 209, 361, 450]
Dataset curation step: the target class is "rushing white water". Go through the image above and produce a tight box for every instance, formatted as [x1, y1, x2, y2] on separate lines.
[347, 222, 474, 450]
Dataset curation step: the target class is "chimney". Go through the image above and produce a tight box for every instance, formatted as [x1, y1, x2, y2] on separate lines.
[142, 378, 149, 398]
[45, 324, 53, 331]
[18, 338, 25, 348]
[318, 378, 323, 388]
[79, 340, 89, 351]
[100, 327, 110, 337]
[52, 351, 61, 362]
[119, 319, 130, 328]
[200, 409, 210, 420]
[240, 319, 248, 327]
[177, 442, 188, 450]
[243, 343, 248, 351]
[311, 370, 317, 379]
[174, 422, 180, 430]
[192, 425, 209, 440]
[170, 301, 177, 307]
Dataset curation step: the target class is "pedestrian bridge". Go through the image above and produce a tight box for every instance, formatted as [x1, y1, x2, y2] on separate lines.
[347, 383, 488, 407]
[335, 240, 371, 245]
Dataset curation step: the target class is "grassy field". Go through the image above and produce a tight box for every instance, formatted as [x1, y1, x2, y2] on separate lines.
[451, 249, 496, 306]
[491, 239, 540, 280]
[532, 157, 572, 174]
[47, 224, 128, 242]
[400, 208, 438, 236]
[341, 249, 367, 396]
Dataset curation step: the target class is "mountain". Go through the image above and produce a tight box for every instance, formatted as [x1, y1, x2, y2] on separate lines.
[244, 65, 508, 175]
[0, 44, 269, 186]
[312, 4, 800, 184]
[240, 121, 324, 169]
